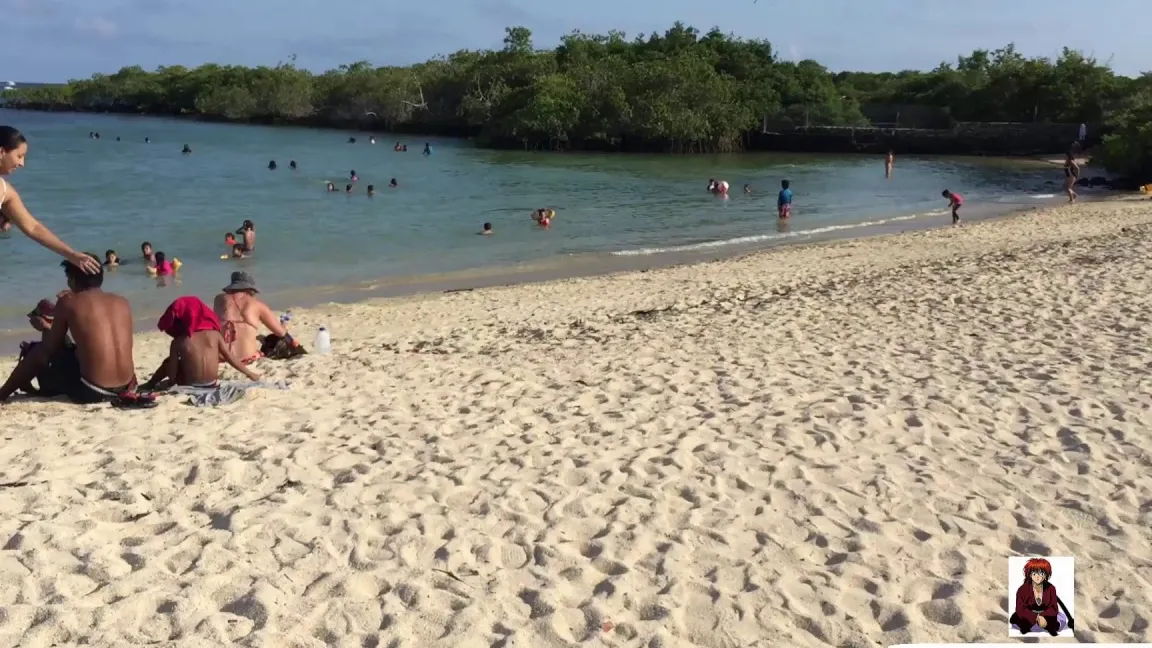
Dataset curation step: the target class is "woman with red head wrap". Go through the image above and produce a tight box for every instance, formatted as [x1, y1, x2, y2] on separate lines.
[142, 296, 260, 390]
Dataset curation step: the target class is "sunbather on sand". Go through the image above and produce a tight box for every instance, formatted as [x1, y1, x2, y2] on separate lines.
[142, 296, 259, 391]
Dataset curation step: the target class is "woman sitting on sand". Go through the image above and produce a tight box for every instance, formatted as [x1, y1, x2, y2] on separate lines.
[213, 271, 292, 365]
[142, 296, 260, 391]
[0, 126, 101, 274]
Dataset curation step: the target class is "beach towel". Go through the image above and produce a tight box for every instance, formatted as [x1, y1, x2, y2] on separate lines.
[170, 380, 290, 407]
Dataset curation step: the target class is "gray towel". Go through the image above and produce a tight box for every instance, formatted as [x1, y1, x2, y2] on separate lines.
[170, 380, 290, 407]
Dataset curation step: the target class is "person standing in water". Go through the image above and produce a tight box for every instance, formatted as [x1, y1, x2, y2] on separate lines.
[885, 150, 894, 179]
[0, 126, 101, 274]
[777, 179, 793, 219]
[1063, 152, 1080, 203]
[237, 220, 256, 252]
[423, 143, 432, 155]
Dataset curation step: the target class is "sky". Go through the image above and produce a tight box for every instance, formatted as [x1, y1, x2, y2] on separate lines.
[4, 0, 1149, 82]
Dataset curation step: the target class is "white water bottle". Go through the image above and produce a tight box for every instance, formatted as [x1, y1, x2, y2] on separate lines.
[314, 327, 331, 354]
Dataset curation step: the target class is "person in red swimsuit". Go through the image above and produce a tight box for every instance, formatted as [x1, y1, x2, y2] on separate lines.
[942, 189, 963, 225]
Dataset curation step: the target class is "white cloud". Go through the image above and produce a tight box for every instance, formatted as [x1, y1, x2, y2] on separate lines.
[73, 16, 118, 38]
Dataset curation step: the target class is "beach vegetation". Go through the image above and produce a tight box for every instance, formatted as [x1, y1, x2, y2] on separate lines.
[4, 26, 1144, 159]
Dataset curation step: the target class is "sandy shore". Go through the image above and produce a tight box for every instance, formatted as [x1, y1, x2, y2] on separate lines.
[2, 198, 1151, 647]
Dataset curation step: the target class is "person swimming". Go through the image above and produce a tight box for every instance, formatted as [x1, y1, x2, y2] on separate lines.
[224, 232, 237, 248]
[481, 222, 493, 235]
[289, 160, 297, 170]
[347, 137, 357, 144]
[104, 249, 119, 267]
[143, 137, 149, 143]
[152, 251, 176, 276]
[531, 208, 555, 227]
[141, 241, 155, 265]
[369, 136, 376, 145]
[326, 181, 336, 192]
[268, 160, 277, 170]
[182, 144, 192, 154]
[743, 184, 752, 194]
[349, 170, 358, 182]
[389, 178, 398, 188]
[367, 184, 375, 196]
[708, 179, 730, 195]
[345, 184, 353, 193]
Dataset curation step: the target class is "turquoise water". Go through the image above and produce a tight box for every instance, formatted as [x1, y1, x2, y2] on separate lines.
[0, 109, 1067, 330]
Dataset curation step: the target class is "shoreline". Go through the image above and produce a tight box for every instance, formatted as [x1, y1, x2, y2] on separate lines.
[0, 192, 1076, 356]
[1, 196, 1149, 646]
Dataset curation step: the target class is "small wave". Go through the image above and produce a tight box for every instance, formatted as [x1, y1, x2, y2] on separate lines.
[1029, 193, 1057, 199]
[612, 213, 920, 257]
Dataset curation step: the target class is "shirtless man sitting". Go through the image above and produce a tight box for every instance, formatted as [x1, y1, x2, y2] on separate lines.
[141, 296, 259, 391]
[213, 271, 289, 364]
[0, 254, 138, 404]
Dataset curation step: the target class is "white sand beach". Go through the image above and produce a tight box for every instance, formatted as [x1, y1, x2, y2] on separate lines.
[1, 199, 1151, 647]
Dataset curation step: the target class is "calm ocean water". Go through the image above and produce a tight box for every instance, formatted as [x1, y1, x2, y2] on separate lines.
[0, 109, 1068, 331]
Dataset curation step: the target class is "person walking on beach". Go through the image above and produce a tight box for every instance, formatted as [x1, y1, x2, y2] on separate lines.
[0, 126, 101, 274]
[885, 150, 894, 179]
[1063, 152, 1080, 203]
[942, 190, 963, 226]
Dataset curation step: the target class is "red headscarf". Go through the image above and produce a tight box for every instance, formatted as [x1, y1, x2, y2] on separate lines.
[158, 296, 220, 338]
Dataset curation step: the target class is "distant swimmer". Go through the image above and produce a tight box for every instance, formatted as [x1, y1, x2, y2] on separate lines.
[349, 170, 358, 182]
[347, 137, 357, 144]
[942, 189, 963, 226]
[326, 181, 337, 192]
[345, 184, 353, 194]
[885, 150, 894, 179]
[777, 179, 793, 219]
[366, 184, 375, 196]
[394, 142, 402, 151]
[389, 178, 398, 188]
[182, 144, 192, 154]
[369, 136, 377, 145]
[289, 160, 297, 170]
[268, 160, 277, 170]
[707, 179, 729, 195]
[531, 208, 555, 227]
[743, 184, 752, 194]
[481, 222, 493, 235]
[144, 137, 149, 143]
[94, 132, 100, 139]
[423, 143, 431, 155]
[116, 136, 121, 141]
[141, 241, 155, 265]
[103, 250, 120, 267]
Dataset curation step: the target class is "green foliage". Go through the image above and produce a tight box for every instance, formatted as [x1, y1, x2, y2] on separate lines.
[1096, 80, 1152, 182]
[3, 26, 1144, 157]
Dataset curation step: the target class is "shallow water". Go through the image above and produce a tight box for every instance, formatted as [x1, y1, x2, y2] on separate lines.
[0, 109, 1069, 330]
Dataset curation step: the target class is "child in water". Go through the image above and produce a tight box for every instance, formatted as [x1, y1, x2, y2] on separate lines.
[942, 189, 963, 225]
[481, 222, 493, 235]
[778, 180, 793, 219]
[103, 250, 119, 267]
[326, 182, 336, 192]
[151, 251, 176, 276]
[225, 232, 236, 248]
[231, 244, 247, 259]
[367, 185, 375, 196]
[141, 241, 155, 264]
